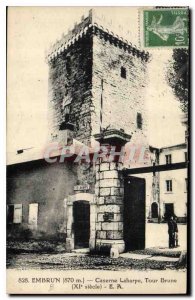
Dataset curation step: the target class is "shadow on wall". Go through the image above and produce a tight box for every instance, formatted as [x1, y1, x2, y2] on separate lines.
[7, 223, 67, 241]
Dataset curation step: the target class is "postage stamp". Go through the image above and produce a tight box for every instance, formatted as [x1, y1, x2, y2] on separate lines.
[143, 8, 189, 47]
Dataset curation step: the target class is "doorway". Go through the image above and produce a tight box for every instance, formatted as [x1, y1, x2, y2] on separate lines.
[124, 176, 146, 251]
[73, 201, 90, 249]
[151, 202, 158, 218]
[164, 203, 174, 220]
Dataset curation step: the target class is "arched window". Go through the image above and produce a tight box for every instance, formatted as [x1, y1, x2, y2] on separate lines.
[151, 202, 158, 218]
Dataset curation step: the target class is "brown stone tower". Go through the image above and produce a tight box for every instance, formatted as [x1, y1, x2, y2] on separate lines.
[47, 9, 150, 254]
[47, 9, 149, 146]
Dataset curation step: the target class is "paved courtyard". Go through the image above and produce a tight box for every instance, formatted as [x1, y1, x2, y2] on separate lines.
[145, 223, 187, 250]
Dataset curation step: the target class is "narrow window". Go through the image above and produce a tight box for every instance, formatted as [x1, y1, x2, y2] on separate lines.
[185, 178, 188, 192]
[7, 205, 14, 224]
[184, 151, 188, 162]
[185, 130, 188, 143]
[28, 203, 38, 230]
[121, 66, 126, 79]
[151, 202, 158, 218]
[66, 56, 71, 76]
[137, 113, 143, 129]
[14, 204, 23, 223]
[7, 204, 22, 224]
[165, 154, 172, 164]
[166, 180, 172, 192]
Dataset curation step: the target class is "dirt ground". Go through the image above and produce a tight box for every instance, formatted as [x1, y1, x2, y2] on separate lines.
[7, 223, 187, 271]
[7, 251, 184, 271]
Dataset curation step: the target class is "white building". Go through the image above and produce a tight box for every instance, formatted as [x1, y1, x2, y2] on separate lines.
[158, 143, 187, 222]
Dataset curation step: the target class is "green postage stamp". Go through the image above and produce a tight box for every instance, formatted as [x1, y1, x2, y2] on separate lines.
[144, 8, 189, 47]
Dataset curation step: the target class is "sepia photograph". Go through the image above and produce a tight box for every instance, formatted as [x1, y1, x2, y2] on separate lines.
[6, 6, 189, 294]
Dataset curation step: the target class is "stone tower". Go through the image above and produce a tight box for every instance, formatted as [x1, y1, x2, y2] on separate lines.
[47, 8, 149, 147]
[47, 9, 150, 254]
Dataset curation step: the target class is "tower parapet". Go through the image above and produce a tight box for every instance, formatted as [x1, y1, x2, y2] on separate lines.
[46, 9, 149, 63]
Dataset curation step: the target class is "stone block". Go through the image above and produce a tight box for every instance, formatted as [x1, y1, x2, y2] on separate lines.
[100, 163, 110, 172]
[99, 172, 104, 180]
[110, 187, 121, 196]
[110, 246, 119, 258]
[114, 213, 123, 221]
[99, 187, 111, 196]
[103, 170, 118, 179]
[95, 239, 125, 254]
[104, 196, 123, 204]
[98, 197, 105, 204]
[97, 213, 104, 222]
[109, 162, 118, 170]
[99, 178, 120, 188]
[96, 230, 106, 239]
[102, 222, 118, 231]
[98, 204, 121, 213]
[95, 222, 102, 230]
[106, 230, 123, 240]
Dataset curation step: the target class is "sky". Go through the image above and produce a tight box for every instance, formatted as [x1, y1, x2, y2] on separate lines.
[7, 6, 185, 160]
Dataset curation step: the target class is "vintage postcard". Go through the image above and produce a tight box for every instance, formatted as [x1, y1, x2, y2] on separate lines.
[6, 6, 189, 294]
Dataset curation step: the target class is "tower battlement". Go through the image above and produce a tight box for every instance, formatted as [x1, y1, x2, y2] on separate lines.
[46, 9, 149, 62]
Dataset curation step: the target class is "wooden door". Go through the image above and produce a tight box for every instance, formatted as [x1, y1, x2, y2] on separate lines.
[73, 201, 90, 248]
[124, 176, 146, 251]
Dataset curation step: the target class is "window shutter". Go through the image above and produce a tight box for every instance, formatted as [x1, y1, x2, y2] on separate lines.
[28, 203, 38, 229]
[13, 204, 22, 223]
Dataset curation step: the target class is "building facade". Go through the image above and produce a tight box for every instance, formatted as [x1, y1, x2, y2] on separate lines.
[148, 142, 188, 223]
[7, 9, 187, 254]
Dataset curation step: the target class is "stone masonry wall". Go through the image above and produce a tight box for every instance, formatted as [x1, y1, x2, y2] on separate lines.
[48, 32, 93, 145]
[95, 158, 125, 253]
[92, 33, 148, 145]
[91, 30, 149, 252]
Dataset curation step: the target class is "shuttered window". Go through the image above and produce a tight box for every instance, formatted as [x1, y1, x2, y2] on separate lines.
[7, 204, 22, 224]
[28, 203, 38, 229]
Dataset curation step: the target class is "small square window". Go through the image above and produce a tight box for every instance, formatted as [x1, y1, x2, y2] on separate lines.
[121, 67, 126, 79]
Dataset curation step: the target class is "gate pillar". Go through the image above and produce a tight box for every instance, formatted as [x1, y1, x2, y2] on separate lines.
[94, 129, 131, 254]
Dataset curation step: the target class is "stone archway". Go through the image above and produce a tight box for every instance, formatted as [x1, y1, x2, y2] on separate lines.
[65, 193, 96, 252]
